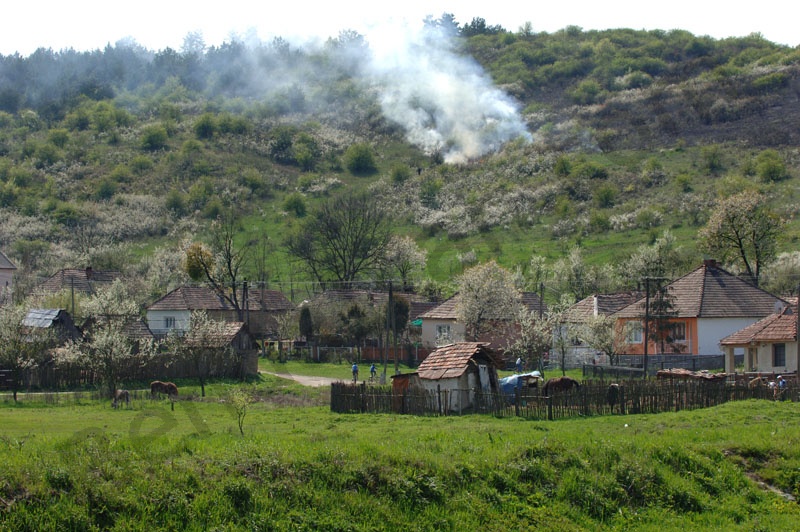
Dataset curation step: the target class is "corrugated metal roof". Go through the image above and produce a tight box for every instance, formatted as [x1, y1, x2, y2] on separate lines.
[22, 308, 63, 328]
[0, 250, 16, 270]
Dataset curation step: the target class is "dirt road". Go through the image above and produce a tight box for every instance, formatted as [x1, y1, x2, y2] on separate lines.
[261, 371, 341, 388]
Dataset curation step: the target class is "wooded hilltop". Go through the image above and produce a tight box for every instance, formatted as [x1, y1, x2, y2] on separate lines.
[1, 15, 799, 307]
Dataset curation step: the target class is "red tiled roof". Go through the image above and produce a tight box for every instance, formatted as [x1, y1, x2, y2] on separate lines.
[720, 310, 797, 346]
[184, 321, 246, 348]
[614, 262, 787, 319]
[416, 342, 500, 380]
[565, 291, 644, 323]
[148, 286, 236, 311]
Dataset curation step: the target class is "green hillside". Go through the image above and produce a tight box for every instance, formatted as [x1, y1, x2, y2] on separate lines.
[1, 21, 799, 303]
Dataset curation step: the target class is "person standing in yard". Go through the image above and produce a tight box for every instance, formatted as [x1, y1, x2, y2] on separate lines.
[516, 357, 523, 373]
[352, 363, 359, 383]
[370, 363, 377, 381]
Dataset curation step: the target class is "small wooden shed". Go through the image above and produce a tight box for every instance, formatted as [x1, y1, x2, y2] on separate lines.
[411, 342, 503, 413]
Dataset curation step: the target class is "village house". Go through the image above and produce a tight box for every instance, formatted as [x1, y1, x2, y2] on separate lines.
[418, 292, 547, 350]
[146, 285, 294, 341]
[0, 249, 15, 305]
[720, 307, 798, 375]
[613, 260, 788, 357]
[37, 266, 122, 305]
[559, 291, 644, 367]
[401, 342, 503, 413]
[22, 308, 82, 344]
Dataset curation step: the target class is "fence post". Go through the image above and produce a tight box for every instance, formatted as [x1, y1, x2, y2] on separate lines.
[547, 395, 553, 421]
[515, 388, 520, 417]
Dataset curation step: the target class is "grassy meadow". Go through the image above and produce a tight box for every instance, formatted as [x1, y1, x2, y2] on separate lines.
[1, 374, 800, 530]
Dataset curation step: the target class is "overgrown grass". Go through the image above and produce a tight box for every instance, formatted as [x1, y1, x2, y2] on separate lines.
[1, 390, 799, 530]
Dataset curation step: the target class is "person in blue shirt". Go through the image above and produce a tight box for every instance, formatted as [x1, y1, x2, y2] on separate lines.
[352, 363, 359, 382]
[370, 363, 377, 380]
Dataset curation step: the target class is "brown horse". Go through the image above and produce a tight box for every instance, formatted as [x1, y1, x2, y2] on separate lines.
[150, 380, 179, 399]
[112, 389, 130, 409]
[543, 376, 581, 396]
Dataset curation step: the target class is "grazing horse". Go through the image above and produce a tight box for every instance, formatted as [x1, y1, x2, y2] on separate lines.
[150, 380, 179, 399]
[112, 389, 130, 409]
[543, 376, 581, 396]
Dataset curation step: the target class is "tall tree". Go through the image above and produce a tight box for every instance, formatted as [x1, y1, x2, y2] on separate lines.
[168, 310, 233, 397]
[286, 192, 391, 287]
[184, 211, 250, 318]
[699, 192, 783, 286]
[456, 260, 521, 342]
[382, 235, 427, 291]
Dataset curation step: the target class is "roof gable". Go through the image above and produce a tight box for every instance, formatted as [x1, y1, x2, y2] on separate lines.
[420, 292, 546, 321]
[614, 262, 787, 319]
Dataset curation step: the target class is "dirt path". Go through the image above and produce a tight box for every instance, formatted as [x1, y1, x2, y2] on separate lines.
[261, 371, 341, 388]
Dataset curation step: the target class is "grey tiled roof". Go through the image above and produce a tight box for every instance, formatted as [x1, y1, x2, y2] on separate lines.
[0, 250, 16, 270]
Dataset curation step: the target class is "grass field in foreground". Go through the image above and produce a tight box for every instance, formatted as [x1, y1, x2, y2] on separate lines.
[1, 394, 799, 530]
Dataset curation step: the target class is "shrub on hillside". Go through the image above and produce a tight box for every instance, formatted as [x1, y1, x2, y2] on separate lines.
[343, 143, 377, 175]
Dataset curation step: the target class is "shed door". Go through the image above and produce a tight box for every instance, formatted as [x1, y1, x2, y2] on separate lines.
[478, 364, 491, 391]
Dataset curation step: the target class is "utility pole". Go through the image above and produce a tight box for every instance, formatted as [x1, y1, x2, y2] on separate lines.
[643, 277, 651, 379]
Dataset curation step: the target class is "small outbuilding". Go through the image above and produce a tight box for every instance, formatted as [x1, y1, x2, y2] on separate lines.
[412, 342, 503, 413]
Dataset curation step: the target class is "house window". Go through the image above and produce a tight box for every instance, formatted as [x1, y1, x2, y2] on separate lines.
[164, 316, 176, 329]
[435, 324, 452, 345]
[625, 322, 643, 343]
[773, 343, 786, 367]
[671, 322, 686, 342]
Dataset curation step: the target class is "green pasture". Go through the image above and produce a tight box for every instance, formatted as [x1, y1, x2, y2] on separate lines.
[1, 380, 800, 530]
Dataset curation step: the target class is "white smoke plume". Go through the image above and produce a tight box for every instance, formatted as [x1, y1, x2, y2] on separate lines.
[361, 22, 531, 163]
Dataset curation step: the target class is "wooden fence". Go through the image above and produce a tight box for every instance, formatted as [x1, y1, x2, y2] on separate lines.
[330, 379, 794, 420]
[0, 351, 258, 392]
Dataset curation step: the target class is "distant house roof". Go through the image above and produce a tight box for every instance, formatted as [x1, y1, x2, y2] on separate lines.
[419, 292, 547, 321]
[311, 289, 429, 309]
[0, 250, 16, 270]
[184, 321, 248, 348]
[148, 286, 236, 311]
[720, 309, 797, 346]
[613, 260, 788, 319]
[148, 286, 293, 312]
[39, 267, 121, 295]
[416, 342, 501, 380]
[565, 291, 644, 323]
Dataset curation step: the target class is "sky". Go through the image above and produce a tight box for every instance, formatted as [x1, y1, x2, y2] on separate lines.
[2, 0, 797, 56]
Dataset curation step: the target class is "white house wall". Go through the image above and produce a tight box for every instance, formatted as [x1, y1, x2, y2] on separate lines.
[697, 318, 762, 355]
[147, 309, 191, 335]
[420, 319, 465, 348]
[756, 342, 799, 374]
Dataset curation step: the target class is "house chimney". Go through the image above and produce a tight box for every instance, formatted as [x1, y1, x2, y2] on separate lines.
[703, 259, 717, 269]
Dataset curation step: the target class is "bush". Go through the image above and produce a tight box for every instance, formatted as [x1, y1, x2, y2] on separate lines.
[343, 143, 377, 175]
[194, 113, 217, 139]
[283, 192, 307, 217]
[755, 149, 788, 182]
[140, 125, 169, 151]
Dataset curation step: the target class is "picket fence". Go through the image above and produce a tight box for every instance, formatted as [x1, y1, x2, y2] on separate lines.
[330, 379, 793, 420]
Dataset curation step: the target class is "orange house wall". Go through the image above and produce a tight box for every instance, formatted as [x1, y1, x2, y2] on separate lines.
[616, 317, 699, 355]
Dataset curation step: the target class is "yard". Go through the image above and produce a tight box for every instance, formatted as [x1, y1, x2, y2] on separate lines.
[1, 373, 799, 529]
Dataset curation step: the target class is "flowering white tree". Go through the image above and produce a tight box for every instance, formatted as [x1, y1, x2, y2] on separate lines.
[0, 304, 54, 401]
[456, 260, 521, 342]
[58, 280, 156, 397]
[382, 235, 427, 291]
